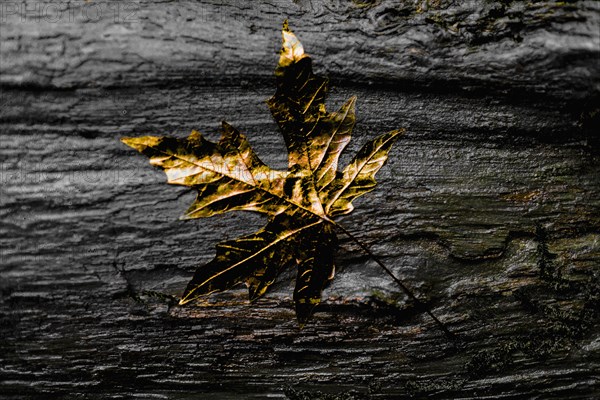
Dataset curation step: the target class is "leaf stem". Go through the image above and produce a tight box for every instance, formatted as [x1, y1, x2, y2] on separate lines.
[332, 222, 455, 340]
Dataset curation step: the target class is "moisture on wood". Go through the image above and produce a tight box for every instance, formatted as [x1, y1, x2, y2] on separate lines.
[1, 1, 599, 399]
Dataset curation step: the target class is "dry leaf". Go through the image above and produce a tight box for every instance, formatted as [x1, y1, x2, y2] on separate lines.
[122, 21, 404, 324]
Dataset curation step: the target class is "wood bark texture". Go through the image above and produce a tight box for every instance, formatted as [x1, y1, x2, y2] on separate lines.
[1, 1, 599, 399]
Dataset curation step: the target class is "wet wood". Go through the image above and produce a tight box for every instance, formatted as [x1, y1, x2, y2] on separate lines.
[1, 1, 599, 399]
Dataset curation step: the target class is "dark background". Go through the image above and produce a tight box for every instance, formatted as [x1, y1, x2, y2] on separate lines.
[1, 1, 599, 399]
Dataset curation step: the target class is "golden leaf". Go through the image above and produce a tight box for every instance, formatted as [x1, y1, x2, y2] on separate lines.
[122, 21, 404, 324]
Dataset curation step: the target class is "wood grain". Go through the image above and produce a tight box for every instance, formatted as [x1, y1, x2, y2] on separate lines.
[1, 1, 599, 399]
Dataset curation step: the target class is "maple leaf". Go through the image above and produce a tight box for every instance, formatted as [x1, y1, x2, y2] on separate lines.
[122, 21, 404, 324]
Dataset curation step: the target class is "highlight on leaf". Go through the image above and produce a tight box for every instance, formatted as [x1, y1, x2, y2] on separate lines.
[121, 21, 404, 325]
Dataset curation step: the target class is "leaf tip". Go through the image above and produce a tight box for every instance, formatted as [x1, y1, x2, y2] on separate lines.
[394, 127, 407, 136]
[295, 313, 310, 329]
[248, 293, 261, 304]
[295, 304, 310, 328]
[279, 20, 305, 66]
[295, 300, 318, 326]
[221, 120, 235, 133]
[179, 285, 197, 306]
[178, 297, 190, 306]
[120, 136, 137, 147]
[382, 128, 406, 144]
[388, 128, 406, 142]
[120, 136, 161, 152]
[346, 95, 357, 111]
[188, 130, 203, 142]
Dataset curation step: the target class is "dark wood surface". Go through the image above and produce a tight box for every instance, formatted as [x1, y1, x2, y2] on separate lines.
[1, 1, 599, 399]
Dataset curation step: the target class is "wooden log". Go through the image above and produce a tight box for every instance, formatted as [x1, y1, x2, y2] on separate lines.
[1, 1, 599, 398]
